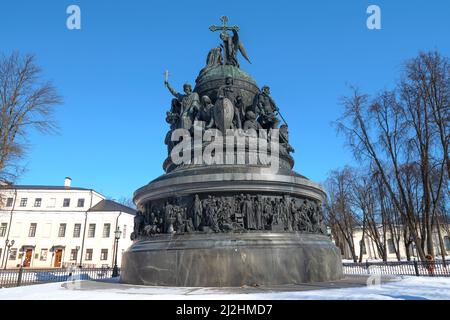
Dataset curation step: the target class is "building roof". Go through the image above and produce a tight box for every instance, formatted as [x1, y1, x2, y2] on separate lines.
[88, 199, 136, 215]
[4, 185, 91, 191]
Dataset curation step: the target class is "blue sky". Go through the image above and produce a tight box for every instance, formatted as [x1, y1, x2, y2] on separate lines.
[1, 0, 449, 201]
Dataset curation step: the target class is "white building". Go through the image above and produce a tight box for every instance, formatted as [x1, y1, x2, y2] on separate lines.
[0, 178, 136, 269]
[333, 226, 450, 261]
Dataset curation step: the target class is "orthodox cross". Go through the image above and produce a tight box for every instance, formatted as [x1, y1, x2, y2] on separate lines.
[209, 16, 239, 33]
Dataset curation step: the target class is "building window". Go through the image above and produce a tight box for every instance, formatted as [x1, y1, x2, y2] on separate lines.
[85, 249, 93, 261]
[58, 223, 66, 237]
[360, 240, 367, 255]
[42, 223, 51, 238]
[34, 198, 42, 207]
[387, 239, 396, 254]
[77, 198, 85, 207]
[123, 225, 127, 239]
[19, 198, 27, 207]
[40, 249, 48, 261]
[103, 224, 111, 238]
[0, 223, 7, 237]
[47, 198, 56, 208]
[100, 249, 108, 261]
[444, 236, 450, 251]
[73, 224, 81, 238]
[9, 248, 17, 260]
[63, 198, 70, 207]
[28, 223, 37, 237]
[88, 224, 96, 238]
[6, 198, 13, 207]
[70, 249, 77, 261]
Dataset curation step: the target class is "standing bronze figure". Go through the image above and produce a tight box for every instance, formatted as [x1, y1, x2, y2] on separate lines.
[209, 16, 251, 68]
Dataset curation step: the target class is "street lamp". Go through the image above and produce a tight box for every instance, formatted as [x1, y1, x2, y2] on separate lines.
[112, 227, 122, 277]
[75, 246, 80, 267]
[4, 239, 15, 270]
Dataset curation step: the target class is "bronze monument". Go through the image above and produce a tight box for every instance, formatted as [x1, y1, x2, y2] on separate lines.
[121, 16, 343, 286]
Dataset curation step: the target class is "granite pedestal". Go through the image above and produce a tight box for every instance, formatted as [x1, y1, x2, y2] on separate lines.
[121, 232, 343, 287]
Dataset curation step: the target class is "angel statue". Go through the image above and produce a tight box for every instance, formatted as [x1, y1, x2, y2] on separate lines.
[209, 16, 251, 68]
[219, 30, 251, 68]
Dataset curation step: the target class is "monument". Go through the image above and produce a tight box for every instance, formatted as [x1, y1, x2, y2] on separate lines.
[121, 16, 343, 286]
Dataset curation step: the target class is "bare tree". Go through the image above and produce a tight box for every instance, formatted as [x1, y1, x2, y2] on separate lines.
[380, 174, 404, 261]
[324, 167, 362, 262]
[400, 51, 449, 260]
[117, 197, 136, 209]
[404, 51, 449, 179]
[0, 52, 62, 184]
[333, 51, 450, 261]
[352, 168, 389, 261]
[335, 88, 427, 261]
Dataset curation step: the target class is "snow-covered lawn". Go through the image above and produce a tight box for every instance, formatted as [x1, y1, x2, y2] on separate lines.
[0, 276, 449, 300]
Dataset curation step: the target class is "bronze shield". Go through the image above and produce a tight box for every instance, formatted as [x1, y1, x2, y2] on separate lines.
[214, 97, 234, 132]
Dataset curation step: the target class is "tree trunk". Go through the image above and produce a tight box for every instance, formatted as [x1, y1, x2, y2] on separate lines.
[358, 226, 366, 263]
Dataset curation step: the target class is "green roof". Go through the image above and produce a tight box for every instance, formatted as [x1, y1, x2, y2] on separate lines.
[197, 65, 256, 84]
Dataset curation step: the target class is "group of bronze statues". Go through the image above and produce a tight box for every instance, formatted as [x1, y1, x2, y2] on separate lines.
[163, 79, 293, 155]
[131, 194, 327, 239]
[130, 18, 319, 241]
[162, 16, 294, 158]
[164, 79, 284, 129]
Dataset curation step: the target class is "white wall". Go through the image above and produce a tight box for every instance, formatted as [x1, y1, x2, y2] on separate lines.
[335, 227, 450, 261]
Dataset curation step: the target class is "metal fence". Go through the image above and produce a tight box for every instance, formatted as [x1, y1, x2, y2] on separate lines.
[0, 267, 118, 288]
[343, 260, 450, 277]
[62, 262, 98, 269]
[2, 260, 449, 289]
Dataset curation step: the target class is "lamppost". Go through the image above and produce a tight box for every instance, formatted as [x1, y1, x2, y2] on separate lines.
[112, 227, 122, 277]
[75, 246, 80, 267]
[3, 239, 15, 270]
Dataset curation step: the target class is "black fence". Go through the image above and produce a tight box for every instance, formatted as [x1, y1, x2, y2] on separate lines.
[343, 260, 450, 277]
[62, 262, 98, 269]
[0, 267, 118, 288]
[2, 261, 449, 289]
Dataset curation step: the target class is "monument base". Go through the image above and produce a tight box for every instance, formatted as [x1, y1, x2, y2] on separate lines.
[120, 232, 343, 287]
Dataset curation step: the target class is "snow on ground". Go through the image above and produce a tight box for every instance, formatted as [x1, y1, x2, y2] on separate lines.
[0, 276, 450, 300]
